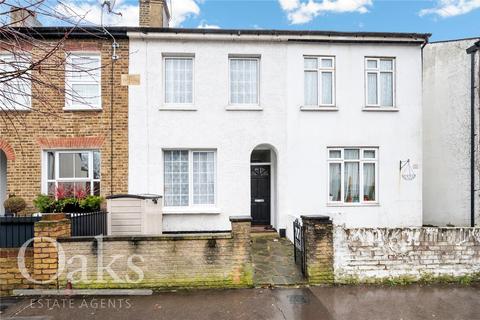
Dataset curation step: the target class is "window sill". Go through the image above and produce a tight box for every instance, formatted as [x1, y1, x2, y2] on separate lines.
[225, 105, 263, 111]
[362, 107, 398, 112]
[63, 107, 102, 112]
[327, 202, 380, 207]
[159, 105, 197, 111]
[162, 207, 221, 215]
[300, 106, 338, 111]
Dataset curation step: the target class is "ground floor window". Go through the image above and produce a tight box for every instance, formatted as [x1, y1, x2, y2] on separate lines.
[45, 150, 100, 198]
[328, 148, 378, 204]
[163, 150, 216, 207]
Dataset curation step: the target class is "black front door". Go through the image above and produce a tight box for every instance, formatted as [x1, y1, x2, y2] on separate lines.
[251, 165, 271, 225]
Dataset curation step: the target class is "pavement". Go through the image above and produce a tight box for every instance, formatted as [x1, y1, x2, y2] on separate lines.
[1, 285, 479, 320]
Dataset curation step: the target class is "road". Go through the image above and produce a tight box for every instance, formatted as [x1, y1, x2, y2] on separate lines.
[2, 284, 479, 320]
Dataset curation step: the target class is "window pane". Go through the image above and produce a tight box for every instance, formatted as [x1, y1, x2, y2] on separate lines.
[344, 149, 359, 160]
[380, 72, 393, 106]
[321, 72, 333, 105]
[363, 150, 376, 159]
[251, 150, 270, 163]
[380, 59, 393, 71]
[57, 182, 74, 198]
[193, 151, 215, 205]
[164, 150, 189, 206]
[71, 83, 100, 106]
[344, 162, 359, 203]
[329, 150, 341, 159]
[59, 153, 74, 178]
[363, 163, 376, 201]
[329, 163, 341, 202]
[230, 59, 258, 104]
[93, 151, 101, 179]
[165, 58, 193, 104]
[48, 182, 56, 196]
[367, 60, 377, 69]
[93, 181, 101, 196]
[304, 58, 317, 69]
[367, 73, 378, 105]
[321, 58, 333, 68]
[74, 153, 89, 178]
[304, 71, 318, 105]
[47, 152, 55, 180]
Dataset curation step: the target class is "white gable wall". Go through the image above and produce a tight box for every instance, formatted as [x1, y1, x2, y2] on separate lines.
[128, 35, 423, 236]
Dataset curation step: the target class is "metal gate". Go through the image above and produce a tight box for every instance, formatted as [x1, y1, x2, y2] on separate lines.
[293, 218, 306, 277]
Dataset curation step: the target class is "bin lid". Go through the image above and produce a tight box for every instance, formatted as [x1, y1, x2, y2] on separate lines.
[106, 194, 163, 200]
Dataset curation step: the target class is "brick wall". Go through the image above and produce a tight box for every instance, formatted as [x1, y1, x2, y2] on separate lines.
[0, 248, 34, 296]
[56, 217, 253, 289]
[0, 38, 129, 213]
[334, 227, 480, 283]
[302, 216, 334, 285]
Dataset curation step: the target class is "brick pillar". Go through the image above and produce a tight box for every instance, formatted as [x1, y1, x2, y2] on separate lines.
[302, 215, 334, 285]
[229, 216, 253, 287]
[33, 213, 71, 288]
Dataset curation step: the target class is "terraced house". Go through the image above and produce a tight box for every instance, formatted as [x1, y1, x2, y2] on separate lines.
[1, 2, 431, 241]
[127, 0, 430, 239]
[0, 13, 130, 214]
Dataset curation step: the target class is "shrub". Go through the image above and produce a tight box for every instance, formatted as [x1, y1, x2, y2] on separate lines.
[4, 196, 26, 214]
[33, 194, 103, 213]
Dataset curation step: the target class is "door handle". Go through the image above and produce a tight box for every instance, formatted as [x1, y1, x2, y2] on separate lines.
[254, 199, 265, 203]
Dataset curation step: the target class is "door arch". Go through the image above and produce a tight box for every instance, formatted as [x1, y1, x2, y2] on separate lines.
[0, 150, 7, 216]
[250, 145, 277, 227]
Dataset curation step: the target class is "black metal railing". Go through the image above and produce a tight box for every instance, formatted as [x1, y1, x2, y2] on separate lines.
[67, 211, 108, 237]
[293, 218, 307, 277]
[0, 216, 41, 248]
[0, 211, 108, 248]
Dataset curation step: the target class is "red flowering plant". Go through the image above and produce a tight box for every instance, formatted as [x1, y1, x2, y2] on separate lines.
[34, 184, 103, 213]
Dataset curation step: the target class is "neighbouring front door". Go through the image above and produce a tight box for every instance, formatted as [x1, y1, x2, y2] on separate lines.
[0, 151, 6, 216]
[251, 165, 271, 225]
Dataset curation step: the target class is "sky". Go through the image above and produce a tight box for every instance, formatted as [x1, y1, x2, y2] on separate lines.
[16, 0, 480, 41]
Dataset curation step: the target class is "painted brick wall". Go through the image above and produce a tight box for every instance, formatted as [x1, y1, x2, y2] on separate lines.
[0, 39, 129, 213]
[0, 248, 34, 296]
[334, 227, 480, 282]
[56, 220, 253, 289]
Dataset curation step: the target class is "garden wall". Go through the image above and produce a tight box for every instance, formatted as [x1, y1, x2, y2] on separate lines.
[57, 217, 253, 289]
[333, 227, 480, 283]
[0, 248, 33, 296]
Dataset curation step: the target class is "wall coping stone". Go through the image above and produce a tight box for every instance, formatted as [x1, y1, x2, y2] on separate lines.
[57, 232, 232, 242]
[301, 215, 332, 223]
[40, 213, 67, 221]
[229, 216, 252, 222]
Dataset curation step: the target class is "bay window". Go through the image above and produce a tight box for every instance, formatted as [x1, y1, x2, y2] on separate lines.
[45, 150, 101, 198]
[304, 56, 335, 107]
[65, 53, 101, 109]
[164, 150, 216, 207]
[365, 57, 395, 107]
[328, 148, 378, 204]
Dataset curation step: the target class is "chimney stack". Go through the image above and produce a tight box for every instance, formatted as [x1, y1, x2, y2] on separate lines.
[139, 0, 170, 27]
[10, 7, 42, 27]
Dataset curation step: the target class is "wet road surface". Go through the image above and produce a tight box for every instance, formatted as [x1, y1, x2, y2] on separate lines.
[2, 285, 479, 320]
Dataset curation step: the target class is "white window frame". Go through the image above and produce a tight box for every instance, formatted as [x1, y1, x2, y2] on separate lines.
[163, 149, 217, 209]
[64, 52, 102, 110]
[365, 57, 395, 108]
[303, 56, 336, 107]
[43, 150, 101, 197]
[327, 147, 379, 205]
[228, 56, 260, 107]
[162, 56, 195, 107]
[0, 53, 32, 111]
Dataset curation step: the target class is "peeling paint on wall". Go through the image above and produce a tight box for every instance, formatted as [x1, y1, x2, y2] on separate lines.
[334, 226, 480, 282]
